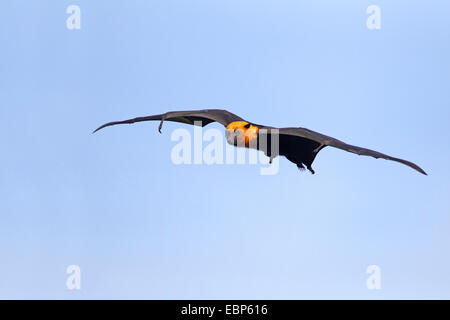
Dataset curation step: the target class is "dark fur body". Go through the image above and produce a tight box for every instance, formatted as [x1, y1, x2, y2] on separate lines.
[256, 131, 324, 174]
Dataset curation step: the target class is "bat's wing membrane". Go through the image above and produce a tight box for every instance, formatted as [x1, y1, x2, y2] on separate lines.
[278, 127, 427, 175]
[93, 109, 244, 133]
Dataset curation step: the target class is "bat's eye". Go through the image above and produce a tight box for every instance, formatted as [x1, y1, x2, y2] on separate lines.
[244, 123, 251, 129]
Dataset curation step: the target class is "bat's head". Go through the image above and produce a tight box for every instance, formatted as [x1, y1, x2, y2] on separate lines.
[225, 121, 259, 148]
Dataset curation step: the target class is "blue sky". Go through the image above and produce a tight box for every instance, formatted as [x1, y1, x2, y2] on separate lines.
[0, 0, 449, 299]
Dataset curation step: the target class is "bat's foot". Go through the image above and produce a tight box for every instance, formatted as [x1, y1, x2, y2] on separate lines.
[297, 163, 305, 171]
[306, 165, 315, 174]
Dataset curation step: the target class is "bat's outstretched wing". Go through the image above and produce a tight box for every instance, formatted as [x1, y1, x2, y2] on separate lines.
[278, 127, 427, 175]
[93, 109, 244, 133]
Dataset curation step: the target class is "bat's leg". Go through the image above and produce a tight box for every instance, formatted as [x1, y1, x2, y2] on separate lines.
[306, 165, 315, 174]
[297, 163, 305, 171]
[313, 144, 324, 153]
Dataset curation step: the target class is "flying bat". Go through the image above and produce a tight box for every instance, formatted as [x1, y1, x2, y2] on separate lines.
[93, 109, 427, 175]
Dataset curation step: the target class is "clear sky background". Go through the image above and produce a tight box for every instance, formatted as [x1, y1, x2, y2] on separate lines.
[0, 0, 449, 299]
